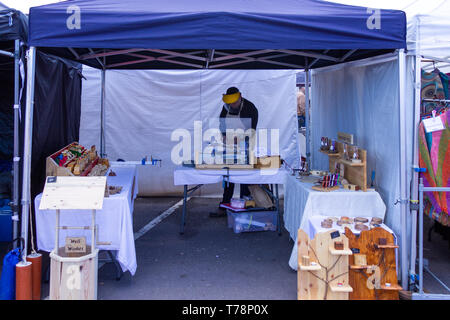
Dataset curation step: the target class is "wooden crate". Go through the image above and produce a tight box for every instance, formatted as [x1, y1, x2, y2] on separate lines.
[49, 246, 98, 300]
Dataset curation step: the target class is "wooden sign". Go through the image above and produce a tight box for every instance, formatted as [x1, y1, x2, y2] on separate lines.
[39, 176, 107, 210]
[65, 237, 87, 254]
[337, 132, 354, 145]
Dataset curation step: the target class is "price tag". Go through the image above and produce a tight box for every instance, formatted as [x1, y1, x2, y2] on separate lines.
[423, 111, 444, 133]
[330, 231, 340, 239]
[47, 176, 57, 183]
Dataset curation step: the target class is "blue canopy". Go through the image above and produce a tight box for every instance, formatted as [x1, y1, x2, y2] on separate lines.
[28, 0, 406, 69]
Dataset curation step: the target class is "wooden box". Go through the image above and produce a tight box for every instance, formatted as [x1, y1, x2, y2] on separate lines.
[255, 155, 281, 169]
[49, 247, 98, 300]
[46, 142, 109, 177]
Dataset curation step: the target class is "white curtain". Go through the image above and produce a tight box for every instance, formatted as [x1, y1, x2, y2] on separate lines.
[80, 68, 299, 196]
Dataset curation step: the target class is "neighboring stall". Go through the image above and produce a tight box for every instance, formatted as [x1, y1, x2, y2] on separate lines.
[0, 6, 27, 243]
[0, 4, 84, 254]
[405, 1, 450, 300]
[24, 0, 409, 296]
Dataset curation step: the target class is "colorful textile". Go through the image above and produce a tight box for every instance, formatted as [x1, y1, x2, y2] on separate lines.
[418, 110, 450, 226]
[421, 69, 446, 114]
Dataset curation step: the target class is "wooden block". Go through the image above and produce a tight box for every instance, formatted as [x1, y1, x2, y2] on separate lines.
[311, 185, 339, 192]
[255, 155, 281, 169]
[371, 217, 383, 225]
[301, 255, 310, 266]
[355, 223, 369, 231]
[354, 254, 367, 267]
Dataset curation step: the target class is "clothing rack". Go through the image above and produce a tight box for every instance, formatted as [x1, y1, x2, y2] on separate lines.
[412, 178, 450, 300]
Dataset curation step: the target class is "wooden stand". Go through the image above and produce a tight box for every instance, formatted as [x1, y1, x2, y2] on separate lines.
[319, 139, 367, 191]
[297, 229, 353, 300]
[345, 227, 401, 300]
[39, 176, 107, 300]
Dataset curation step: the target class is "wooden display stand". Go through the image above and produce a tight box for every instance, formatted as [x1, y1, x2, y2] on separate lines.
[345, 227, 401, 300]
[319, 139, 367, 191]
[39, 176, 107, 300]
[297, 229, 353, 300]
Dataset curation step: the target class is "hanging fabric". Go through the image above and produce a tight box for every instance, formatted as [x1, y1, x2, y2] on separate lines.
[421, 69, 447, 114]
[418, 110, 450, 226]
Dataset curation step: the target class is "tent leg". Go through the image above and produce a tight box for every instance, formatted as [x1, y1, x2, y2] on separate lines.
[12, 39, 20, 246]
[100, 69, 106, 157]
[180, 185, 187, 234]
[304, 68, 311, 169]
[20, 46, 36, 261]
[275, 184, 281, 235]
[409, 54, 422, 290]
[398, 48, 409, 289]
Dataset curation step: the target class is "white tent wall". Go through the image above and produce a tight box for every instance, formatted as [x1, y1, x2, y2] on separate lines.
[310, 54, 415, 280]
[80, 67, 299, 196]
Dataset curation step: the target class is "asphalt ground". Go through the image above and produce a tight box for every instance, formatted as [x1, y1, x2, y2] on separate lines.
[1, 196, 449, 300]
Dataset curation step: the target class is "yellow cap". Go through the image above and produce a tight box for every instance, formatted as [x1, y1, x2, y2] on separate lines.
[222, 92, 241, 104]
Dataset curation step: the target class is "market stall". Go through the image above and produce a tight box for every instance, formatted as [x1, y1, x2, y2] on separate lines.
[23, 0, 408, 298]
[405, 0, 450, 299]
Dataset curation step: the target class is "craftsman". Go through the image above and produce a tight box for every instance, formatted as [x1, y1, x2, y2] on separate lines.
[210, 86, 258, 217]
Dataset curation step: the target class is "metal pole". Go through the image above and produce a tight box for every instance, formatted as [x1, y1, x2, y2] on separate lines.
[92, 209, 96, 253]
[304, 68, 311, 169]
[100, 69, 106, 157]
[409, 53, 422, 289]
[418, 178, 423, 294]
[12, 39, 20, 244]
[55, 209, 60, 253]
[20, 47, 36, 261]
[398, 48, 409, 289]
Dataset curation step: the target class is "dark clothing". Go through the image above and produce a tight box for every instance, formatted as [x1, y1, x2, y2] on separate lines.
[219, 97, 258, 204]
[219, 97, 259, 131]
[222, 183, 250, 204]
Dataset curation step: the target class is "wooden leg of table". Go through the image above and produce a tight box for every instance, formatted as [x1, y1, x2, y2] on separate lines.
[180, 185, 187, 235]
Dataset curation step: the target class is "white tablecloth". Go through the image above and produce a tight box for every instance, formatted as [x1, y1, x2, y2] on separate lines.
[174, 166, 288, 185]
[35, 165, 139, 275]
[283, 174, 387, 270]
